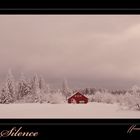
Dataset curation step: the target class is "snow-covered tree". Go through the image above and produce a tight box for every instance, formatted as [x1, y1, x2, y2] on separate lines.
[39, 75, 46, 93]
[25, 74, 41, 103]
[0, 69, 16, 103]
[62, 79, 71, 99]
[93, 91, 116, 104]
[48, 92, 66, 104]
[17, 72, 31, 99]
[93, 91, 103, 103]
[31, 74, 40, 94]
[46, 84, 51, 93]
[130, 85, 140, 96]
[131, 85, 140, 92]
[38, 76, 51, 93]
[85, 88, 90, 94]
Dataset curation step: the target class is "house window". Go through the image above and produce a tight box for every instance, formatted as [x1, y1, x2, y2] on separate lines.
[79, 100, 85, 103]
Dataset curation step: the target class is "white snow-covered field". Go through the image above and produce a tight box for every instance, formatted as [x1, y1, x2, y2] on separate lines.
[0, 102, 140, 118]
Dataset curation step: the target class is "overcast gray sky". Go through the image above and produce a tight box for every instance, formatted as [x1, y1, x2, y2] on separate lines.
[0, 15, 140, 89]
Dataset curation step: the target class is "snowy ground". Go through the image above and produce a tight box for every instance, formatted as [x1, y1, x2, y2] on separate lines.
[0, 102, 140, 118]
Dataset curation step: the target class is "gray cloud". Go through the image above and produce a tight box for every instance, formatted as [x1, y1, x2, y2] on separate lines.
[0, 15, 140, 89]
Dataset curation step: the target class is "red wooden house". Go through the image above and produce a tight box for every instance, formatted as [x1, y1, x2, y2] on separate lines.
[68, 92, 88, 104]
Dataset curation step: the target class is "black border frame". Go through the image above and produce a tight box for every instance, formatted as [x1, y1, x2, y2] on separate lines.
[0, 3, 140, 139]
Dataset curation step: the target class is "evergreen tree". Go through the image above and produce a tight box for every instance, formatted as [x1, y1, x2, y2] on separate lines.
[31, 74, 40, 94]
[39, 75, 47, 93]
[46, 84, 51, 93]
[85, 88, 90, 94]
[18, 72, 31, 99]
[62, 79, 71, 99]
[0, 69, 16, 103]
[31, 74, 42, 103]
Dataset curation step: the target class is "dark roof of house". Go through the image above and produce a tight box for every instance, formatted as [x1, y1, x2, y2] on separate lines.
[68, 92, 88, 99]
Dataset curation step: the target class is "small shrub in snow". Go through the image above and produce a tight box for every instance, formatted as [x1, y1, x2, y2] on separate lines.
[86, 94, 94, 102]
[122, 92, 140, 110]
[102, 93, 116, 104]
[48, 92, 66, 104]
[93, 91, 116, 104]
[93, 91, 103, 103]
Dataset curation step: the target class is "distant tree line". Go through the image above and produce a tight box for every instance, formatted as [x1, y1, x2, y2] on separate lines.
[0, 70, 70, 104]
